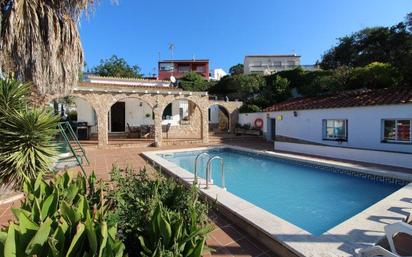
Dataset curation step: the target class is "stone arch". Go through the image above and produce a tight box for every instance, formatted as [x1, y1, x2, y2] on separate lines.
[107, 94, 156, 112]
[46, 94, 99, 143]
[208, 104, 231, 133]
[106, 95, 155, 137]
[207, 101, 242, 133]
[159, 97, 205, 141]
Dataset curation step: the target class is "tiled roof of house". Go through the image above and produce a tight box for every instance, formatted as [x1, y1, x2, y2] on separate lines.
[263, 87, 412, 112]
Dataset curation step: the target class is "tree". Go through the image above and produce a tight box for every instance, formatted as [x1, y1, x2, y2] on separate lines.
[178, 71, 209, 91]
[92, 55, 142, 78]
[229, 64, 244, 75]
[349, 62, 402, 89]
[264, 75, 290, 103]
[319, 12, 412, 85]
[0, 0, 97, 96]
[210, 74, 265, 100]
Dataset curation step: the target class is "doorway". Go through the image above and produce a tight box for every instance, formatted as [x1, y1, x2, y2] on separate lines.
[266, 118, 276, 141]
[110, 102, 125, 132]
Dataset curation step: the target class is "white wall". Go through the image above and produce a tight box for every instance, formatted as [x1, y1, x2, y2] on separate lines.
[209, 105, 220, 124]
[74, 97, 97, 133]
[161, 100, 189, 126]
[239, 112, 267, 129]
[125, 99, 154, 126]
[75, 98, 95, 125]
[239, 104, 412, 153]
[275, 142, 412, 169]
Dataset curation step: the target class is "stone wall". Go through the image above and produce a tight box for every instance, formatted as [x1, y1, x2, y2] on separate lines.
[164, 104, 202, 138]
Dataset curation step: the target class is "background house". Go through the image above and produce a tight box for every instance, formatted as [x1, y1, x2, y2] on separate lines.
[244, 54, 301, 75]
[238, 88, 412, 168]
[158, 59, 210, 80]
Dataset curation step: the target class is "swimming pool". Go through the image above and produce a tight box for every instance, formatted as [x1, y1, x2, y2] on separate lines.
[160, 147, 403, 235]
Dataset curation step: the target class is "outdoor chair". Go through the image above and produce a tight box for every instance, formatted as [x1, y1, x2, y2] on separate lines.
[127, 123, 141, 138]
[357, 219, 412, 257]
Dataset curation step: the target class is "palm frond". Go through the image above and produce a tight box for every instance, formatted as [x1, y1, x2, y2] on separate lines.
[0, 0, 99, 96]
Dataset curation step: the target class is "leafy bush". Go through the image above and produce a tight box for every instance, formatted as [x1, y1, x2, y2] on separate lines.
[239, 104, 261, 113]
[178, 72, 210, 91]
[348, 62, 402, 89]
[0, 78, 59, 189]
[107, 167, 212, 257]
[0, 170, 125, 257]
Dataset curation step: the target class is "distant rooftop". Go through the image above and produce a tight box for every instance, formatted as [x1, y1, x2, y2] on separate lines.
[264, 87, 412, 112]
[82, 74, 171, 88]
[159, 59, 209, 63]
[245, 54, 301, 58]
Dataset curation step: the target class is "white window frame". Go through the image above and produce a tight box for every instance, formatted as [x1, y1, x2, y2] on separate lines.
[381, 119, 412, 144]
[159, 63, 174, 71]
[322, 119, 348, 141]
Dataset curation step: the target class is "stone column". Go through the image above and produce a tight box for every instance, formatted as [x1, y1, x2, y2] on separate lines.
[97, 111, 109, 147]
[153, 107, 163, 147]
[201, 109, 209, 144]
[229, 111, 239, 133]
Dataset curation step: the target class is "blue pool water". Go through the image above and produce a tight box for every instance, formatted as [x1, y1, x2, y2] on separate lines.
[160, 148, 402, 235]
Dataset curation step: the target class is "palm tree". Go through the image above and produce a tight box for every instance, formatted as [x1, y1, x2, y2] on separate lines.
[0, 0, 97, 96]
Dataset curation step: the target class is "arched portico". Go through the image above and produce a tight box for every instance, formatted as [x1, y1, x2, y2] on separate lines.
[43, 82, 242, 148]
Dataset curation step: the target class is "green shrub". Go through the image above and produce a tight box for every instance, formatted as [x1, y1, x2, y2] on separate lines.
[239, 104, 261, 113]
[139, 202, 212, 257]
[107, 167, 211, 257]
[0, 78, 59, 189]
[0, 170, 125, 257]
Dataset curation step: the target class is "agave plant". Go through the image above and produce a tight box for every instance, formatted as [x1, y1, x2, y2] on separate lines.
[139, 202, 213, 257]
[0, 78, 59, 189]
[0, 170, 125, 257]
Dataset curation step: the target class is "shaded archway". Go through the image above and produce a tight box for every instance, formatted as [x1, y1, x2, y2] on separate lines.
[48, 96, 98, 152]
[106, 97, 155, 143]
[208, 104, 230, 133]
[161, 98, 203, 140]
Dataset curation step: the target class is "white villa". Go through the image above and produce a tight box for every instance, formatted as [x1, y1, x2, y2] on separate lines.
[239, 88, 412, 168]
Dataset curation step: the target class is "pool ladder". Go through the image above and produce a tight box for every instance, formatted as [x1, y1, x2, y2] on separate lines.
[194, 153, 226, 191]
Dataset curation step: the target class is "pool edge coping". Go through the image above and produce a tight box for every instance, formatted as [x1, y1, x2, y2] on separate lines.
[142, 145, 412, 257]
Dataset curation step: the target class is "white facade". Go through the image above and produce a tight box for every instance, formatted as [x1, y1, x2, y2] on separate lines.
[161, 100, 189, 126]
[209, 105, 220, 124]
[74, 97, 97, 133]
[239, 104, 412, 154]
[210, 68, 227, 81]
[244, 55, 301, 75]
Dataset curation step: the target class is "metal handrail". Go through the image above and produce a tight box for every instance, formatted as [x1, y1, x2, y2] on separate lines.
[194, 152, 209, 185]
[57, 122, 89, 177]
[206, 156, 225, 191]
[61, 122, 90, 165]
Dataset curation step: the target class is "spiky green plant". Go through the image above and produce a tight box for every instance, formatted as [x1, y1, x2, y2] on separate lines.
[0, 170, 125, 257]
[0, 77, 29, 111]
[0, 78, 59, 189]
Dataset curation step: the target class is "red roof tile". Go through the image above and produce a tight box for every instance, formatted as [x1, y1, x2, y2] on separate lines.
[263, 88, 412, 112]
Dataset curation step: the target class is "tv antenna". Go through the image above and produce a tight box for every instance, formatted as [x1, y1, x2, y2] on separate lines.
[168, 43, 175, 59]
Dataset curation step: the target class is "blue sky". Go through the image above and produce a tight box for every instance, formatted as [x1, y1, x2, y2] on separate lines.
[80, 0, 412, 76]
